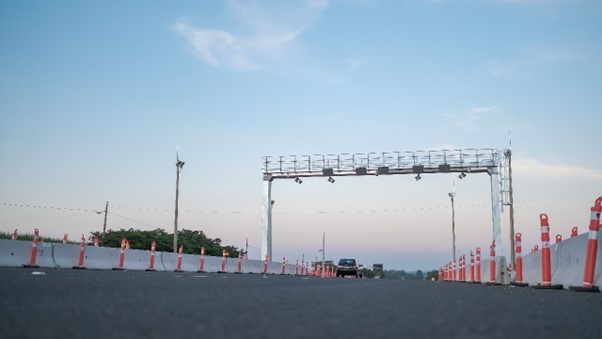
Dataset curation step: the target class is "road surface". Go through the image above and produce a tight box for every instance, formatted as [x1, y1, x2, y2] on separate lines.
[1, 268, 601, 338]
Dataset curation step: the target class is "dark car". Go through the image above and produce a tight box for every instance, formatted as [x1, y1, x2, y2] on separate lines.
[336, 258, 363, 278]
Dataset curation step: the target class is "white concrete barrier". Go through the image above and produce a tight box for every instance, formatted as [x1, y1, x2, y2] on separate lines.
[224, 257, 239, 273]
[0, 239, 34, 267]
[52, 244, 128, 270]
[160, 252, 221, 272]
[241, 258, 265, 274]
[266, 261, 284, 275]
[161, 252, 198, 272]
[53, 243, 83, 268]
[1, 240, 307, 275]
[520, 232, 602, 289]
[478, 256, 509, 285]
[119, 248, 153, 271]
[0, 239, 55, 268]
[80, 246, 119, 270]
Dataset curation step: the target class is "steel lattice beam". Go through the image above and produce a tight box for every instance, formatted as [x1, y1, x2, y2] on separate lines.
[261, 148, 512, 264]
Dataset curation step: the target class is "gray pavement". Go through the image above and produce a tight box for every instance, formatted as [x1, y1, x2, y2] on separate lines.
[1, 267, 601, 339]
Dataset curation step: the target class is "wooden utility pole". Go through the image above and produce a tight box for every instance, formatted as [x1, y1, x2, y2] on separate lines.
[101, 201, 108, 246]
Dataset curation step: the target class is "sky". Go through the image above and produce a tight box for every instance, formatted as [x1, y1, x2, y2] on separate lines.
[1, 0, 601, 271]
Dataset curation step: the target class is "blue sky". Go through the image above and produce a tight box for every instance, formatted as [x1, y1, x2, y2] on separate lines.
[1, 0, 601, 270]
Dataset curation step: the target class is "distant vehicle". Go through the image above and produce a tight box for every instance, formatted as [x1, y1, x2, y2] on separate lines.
[336, 258, 363, 278]
[373, 263, 384, 279]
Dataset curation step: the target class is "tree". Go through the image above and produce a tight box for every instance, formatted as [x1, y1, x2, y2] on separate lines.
[360, 268, 375, 278]
[91, 228, 242, 257]
[425, 270, 439, 281]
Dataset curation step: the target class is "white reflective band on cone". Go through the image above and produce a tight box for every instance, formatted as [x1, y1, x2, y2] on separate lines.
[541, 226, 550, 233]
[588, 230, 599, 240]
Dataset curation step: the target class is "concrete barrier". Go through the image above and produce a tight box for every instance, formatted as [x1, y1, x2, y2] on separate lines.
[478, 256, 509, 285]
[53, 243, 139, 270]
[0, 239, 34, 267]
[53, 243, 83, 268]
[160, 252, 221, 272]
[241, 258, 265, 274]
[0, 240, 309, 276]
[520, 232, 602, 288]
[5, 236, 602, 287]
[79, 246, 119, 270]
[0, 239, 55, 268]
[119, 248, 153, 271]
[161, 252, 198, 272]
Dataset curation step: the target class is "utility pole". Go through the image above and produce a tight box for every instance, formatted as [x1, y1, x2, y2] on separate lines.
[322, 232, 325, 278]
[448, 190, 456, 273]
[173, 151, 185, 253]
[101, 201, 108, 246]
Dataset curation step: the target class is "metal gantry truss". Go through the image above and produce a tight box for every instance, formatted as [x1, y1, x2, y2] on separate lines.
[261, 148, 512, 262]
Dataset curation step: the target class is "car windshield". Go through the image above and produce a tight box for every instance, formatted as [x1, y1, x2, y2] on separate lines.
[338, 259, 356, 266]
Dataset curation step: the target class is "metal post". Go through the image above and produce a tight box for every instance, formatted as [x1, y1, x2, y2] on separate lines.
[262, 176, 273, 262]
[507, 149, 516, 271]
[322, 232, 325, 277]
[174, 154, 185, 253]
[489, 166, 503, 256]
[448, 191, 456, 274]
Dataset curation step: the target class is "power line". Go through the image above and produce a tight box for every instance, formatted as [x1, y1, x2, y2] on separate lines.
[0, 212, 92, 226]
[107, 211, 159, 229]
[1, 192, 599, 217]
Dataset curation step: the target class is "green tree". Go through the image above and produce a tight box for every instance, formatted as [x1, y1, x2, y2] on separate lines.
[91, 228, 242, 257]
[360, 268, 375, 278]
[425, 270, 439, 281]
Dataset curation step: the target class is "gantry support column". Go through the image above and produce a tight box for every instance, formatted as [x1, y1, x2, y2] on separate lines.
[489, 166, 503, 255]
[262, 175, 273, 262]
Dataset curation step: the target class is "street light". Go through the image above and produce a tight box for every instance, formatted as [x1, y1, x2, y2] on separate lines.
[448, 190, 456, 279]
[320, 232, 325, 278]
[173, 154, 185, 253]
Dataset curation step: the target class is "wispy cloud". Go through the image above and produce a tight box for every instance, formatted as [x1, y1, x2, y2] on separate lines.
[524, 46, 599, 64]
[173, 0, 329, 71]
[484, 61, 523, 78]
[443, 106, 499, 132]
[485, 45, 601, 77]
[172, 24, 256, 70]
[514, 158, 602, 180]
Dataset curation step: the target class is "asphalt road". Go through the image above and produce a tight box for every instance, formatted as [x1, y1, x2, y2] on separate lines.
[1, 268, 601, 339]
